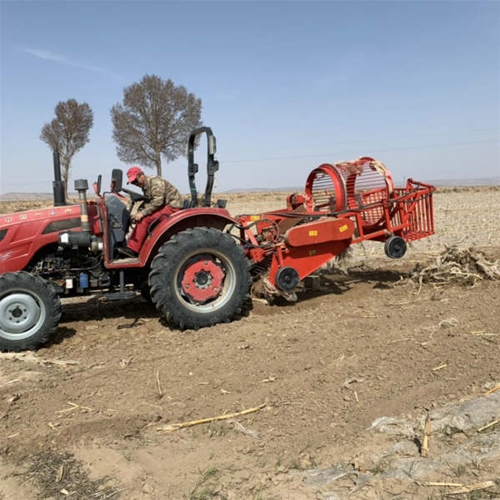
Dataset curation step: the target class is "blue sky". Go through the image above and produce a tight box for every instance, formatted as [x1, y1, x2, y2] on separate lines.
[1, 0, 499, 195]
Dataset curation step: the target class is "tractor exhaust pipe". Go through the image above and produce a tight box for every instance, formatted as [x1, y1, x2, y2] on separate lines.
[58, 177, 96, 250]
[74, 179, 91, 233]
[52, 150, 66, 206]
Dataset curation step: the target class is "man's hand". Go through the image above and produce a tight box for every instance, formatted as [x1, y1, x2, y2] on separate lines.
[132, 212, 145, 223]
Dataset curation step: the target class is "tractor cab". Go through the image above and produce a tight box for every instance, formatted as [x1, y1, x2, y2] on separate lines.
[93, 127, 229, 263]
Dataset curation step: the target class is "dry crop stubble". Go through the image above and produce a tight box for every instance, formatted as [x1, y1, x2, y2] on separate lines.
[222, 187, 500, 264]
[0, 186, 499, 499]
[1, 187, 498, 261]
[1, 186, 498, 256]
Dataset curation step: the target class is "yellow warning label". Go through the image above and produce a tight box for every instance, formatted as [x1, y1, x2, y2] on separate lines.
[339, 224, 349, 233]
[250, 215, 260, 221]
[309, 230, 318, 236]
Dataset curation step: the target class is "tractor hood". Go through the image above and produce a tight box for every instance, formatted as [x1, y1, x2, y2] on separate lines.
[0, 203, 100, 274]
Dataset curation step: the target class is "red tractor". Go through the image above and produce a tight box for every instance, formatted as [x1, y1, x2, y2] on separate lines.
[0, 128, 435, 352]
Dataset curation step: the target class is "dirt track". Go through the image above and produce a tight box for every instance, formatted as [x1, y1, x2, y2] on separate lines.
[1, 188, 499, 499]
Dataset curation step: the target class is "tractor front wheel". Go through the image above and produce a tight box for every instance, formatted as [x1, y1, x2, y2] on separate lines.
[149, 227, 251, 330]
[0, 272, 62, 352]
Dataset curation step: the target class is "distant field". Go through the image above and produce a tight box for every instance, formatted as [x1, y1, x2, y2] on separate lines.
[223, 187, 500, 258]
[0, 187, 499, 500]
[1, 186, 498, 256]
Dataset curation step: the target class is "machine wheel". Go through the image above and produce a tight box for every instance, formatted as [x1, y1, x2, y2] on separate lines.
[384, 235, 407, 259]
[149, 227, 251, 330]
[0, 272, 62, 352]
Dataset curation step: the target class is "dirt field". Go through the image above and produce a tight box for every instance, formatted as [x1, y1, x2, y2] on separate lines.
[0, 187, 499, 499]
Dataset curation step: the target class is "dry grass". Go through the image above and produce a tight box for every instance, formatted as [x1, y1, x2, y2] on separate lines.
[0, 198, 81, 214]
[410, 245, 500, 286]
[0, 199, 55, 214]
[23, 451, 119, 499]
[1, 186, 498, 254]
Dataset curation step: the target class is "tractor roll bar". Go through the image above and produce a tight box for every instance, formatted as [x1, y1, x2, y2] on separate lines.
[187, 126, 219, 207]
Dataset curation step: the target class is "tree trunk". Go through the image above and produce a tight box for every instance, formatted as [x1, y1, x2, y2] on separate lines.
[155, 152, 162, 177]
[62, 159, 70, 198]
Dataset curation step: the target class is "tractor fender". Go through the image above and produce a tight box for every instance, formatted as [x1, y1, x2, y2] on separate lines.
[141, 208, 238, 263]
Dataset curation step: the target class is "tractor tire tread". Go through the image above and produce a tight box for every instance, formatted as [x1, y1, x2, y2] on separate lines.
[149, 227, 251, 330]
[0, 271, 62, 352]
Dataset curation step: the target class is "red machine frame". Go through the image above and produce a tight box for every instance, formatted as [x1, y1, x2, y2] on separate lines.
[237, 157, 435, 294]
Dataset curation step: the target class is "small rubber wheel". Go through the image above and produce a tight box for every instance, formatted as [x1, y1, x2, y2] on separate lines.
[384, 235, 407, 259]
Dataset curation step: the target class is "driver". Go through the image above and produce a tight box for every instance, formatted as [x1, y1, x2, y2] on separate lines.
[117, 166, 183, 259]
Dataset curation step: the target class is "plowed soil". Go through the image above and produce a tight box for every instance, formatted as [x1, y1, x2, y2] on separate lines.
[1, 188, 499, 499]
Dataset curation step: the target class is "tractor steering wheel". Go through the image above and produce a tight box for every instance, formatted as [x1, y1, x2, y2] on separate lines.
[121, 187, 146, 203]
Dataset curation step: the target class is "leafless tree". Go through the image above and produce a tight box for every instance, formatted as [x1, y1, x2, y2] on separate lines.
[40, 99, 94, 196]
[110, 74, 202, 177]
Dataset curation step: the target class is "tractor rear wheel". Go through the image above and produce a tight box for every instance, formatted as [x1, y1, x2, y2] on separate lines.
[0, 272, 62, 352]
[149, 227, 251, 330]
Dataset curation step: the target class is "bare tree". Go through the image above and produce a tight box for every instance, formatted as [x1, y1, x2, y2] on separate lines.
[111, 74, 202, 177]
[40, 99, 94, 196]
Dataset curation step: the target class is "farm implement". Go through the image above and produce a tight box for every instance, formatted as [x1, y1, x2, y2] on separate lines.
[0, 128, 435, 352]
[238, 157, 435, 296]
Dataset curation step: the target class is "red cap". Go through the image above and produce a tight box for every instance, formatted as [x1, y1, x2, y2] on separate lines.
[127, 166, 143, 184]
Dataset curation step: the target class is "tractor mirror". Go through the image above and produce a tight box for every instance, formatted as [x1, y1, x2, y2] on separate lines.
[111, 169, 123, 192]
[93, 175, 102, 196]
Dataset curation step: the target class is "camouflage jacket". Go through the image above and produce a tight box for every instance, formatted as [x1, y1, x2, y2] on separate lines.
[140, 175, 183, 216]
